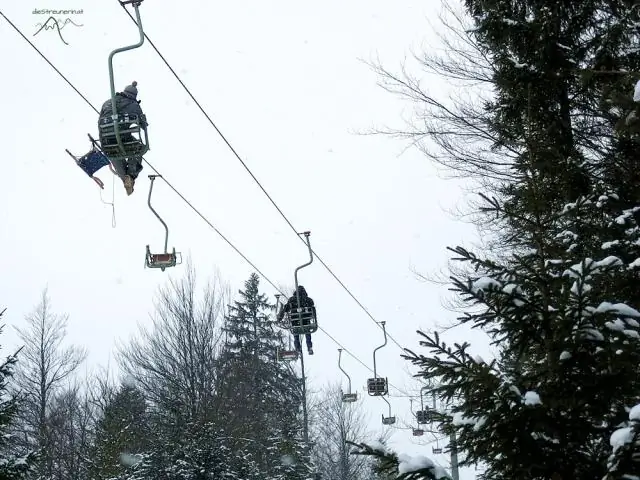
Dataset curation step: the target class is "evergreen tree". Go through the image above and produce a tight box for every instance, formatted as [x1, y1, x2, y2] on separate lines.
[604, 402, 640, 479]
[116, 421, 259, 480]
[90, 383, 149, 479]
[0, 309, 35, 479]
[216, 273, 310, 478]
[357, 1, 640, 479]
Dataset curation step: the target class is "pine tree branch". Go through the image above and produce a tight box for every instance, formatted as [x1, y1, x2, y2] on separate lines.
[347, 441, 451, 479]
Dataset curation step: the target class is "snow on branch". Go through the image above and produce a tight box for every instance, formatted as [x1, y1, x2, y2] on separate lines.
[347, 441, 451, 480]
[604, 404, 640, 479]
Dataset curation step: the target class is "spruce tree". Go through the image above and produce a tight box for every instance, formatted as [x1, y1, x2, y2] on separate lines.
[116, 421, 256, 480]
[0, 309, 35, 479]
[90, 383, 149, 479]
[216, 273, 310, 478]
[356, 2, 640, 479]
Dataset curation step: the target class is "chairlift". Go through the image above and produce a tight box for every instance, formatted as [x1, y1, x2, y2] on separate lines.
[144, 175, 181, 271]
[338, 349, 358, 402]
[416, 386, 431, 424]
[410, 398, 425, 436]
[276, 348, 299, 361]
[367, 321, 389, 396]
[380, 396, 396, 425]
[432, 436, 443, 454]
[285, 231, 318, 336]
[286, 306, 318, 336]
[99, 1, 149, 160]
[274, 294, 299, 361]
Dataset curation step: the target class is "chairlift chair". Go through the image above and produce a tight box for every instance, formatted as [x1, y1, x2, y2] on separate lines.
[99, 113, 149, 160]
[338, 348, 358, 403]
[417, 385, 432, 424]
[367, 321, 389, 396]
[432, 435, 443, 455]
[382, 415, 396, 425]
[145, 175, 181, 271]
[380, 396, 395, 425]
[286, 231, 318, 336]
[342, 392, 358, 402]
[276, 347, 299, 362]
[410, 399, 425, 436]
[102, 1, 149, 161]
[416, 409, 430, 424]
[367, 377, 389, 396]
[286, 307, 318, 335]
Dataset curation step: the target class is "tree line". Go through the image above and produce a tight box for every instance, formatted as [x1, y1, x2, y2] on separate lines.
[0, 267, 387, 479]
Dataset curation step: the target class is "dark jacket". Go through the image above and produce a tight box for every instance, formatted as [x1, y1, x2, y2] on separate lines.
[99, 92, 145, 125]
[277, 286, 316, 321]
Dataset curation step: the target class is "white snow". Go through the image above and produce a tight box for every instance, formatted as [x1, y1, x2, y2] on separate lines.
[559, 351, 571, 360]
[367, 440, 387, 453]
[451, 412, 477, 426]
[596, 256, 623, 268]
[473, 416, 488, 431]
[601, 241, 620, 250]
[634, 79, 640, 102]
[397, 453, 450, 479]
[626, 318, 640, 328]
[595, 302, 640, 317]
[531, 431, 560, 444]
[473, 355, 485, 364]
[523, 391, 542, 406]
[580, 328, 605, 341]
[471, 277, 501, 294]
[629, 258, 640, 269]
[120, 453, 142, 467]
[630, 404, 640, 421]
[605, 319, 626, 332]
[610, 426, 634, 448]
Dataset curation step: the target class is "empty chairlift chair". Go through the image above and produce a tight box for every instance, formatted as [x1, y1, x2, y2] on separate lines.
[338, 348, 358, 403]
[367, 321, 389, 396]
[145, 175, 181, 271]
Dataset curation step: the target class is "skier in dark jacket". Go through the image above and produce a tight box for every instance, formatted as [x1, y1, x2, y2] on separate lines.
[98, 81, 147, 195]
[277, 285, 315, 355]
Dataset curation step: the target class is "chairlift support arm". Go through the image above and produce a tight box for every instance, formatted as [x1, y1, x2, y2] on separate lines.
[372, 321, 387, 378]
[147, 175, 169, 254]
[107, 0, 145, 156]
[338, 348, 352, 395]
[294, 231, 313, 310]
[381, 395, 392, 419]
[420, 385, 429, 412]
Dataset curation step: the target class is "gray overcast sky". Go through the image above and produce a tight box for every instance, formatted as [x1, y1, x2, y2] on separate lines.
[1, 1, 489, 477]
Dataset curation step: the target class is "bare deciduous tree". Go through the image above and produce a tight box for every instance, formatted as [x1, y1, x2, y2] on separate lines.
[47, 382, 95, 480]
[310, 382, 387, 480]
[117, 263, 230, 426]
[12, 289, 87, 478]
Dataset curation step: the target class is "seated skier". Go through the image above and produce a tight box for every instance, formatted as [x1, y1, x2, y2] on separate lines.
[277, 285, 316, 355]
[98, 81, 147, 196]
